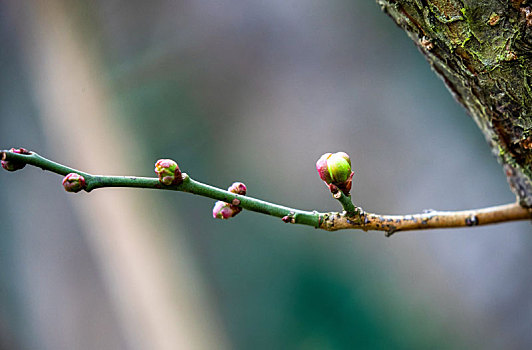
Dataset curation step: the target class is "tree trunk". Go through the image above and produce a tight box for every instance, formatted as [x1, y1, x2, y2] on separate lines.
[377, 0, 532, 207]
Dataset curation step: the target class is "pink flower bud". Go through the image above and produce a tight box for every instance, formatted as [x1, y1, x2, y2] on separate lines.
[154, 159, 183, 185]
[228, 182, 247, 195]
[212, 201, 241, 219]
[1, 148, 31, 172]
[316, 152, 333, 183]
[316, 151, 354, 195]
[281, 216, 293, 223]
[212, 182, 247, 220]
[62, 173, 86, 192]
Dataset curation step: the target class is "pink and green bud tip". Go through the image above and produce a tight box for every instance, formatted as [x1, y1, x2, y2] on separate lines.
[212, 201, 241, 219]
[228, 182, 247, 195]
[62, 173, 86, 193]
[154, 159, 183, 185]
[316, 152, 354, 195]
[1, 148, 31, 172]
[212, 182, 247, 220]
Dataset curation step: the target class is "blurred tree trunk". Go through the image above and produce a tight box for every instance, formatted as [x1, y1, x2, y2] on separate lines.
[377, 0, 532, 207]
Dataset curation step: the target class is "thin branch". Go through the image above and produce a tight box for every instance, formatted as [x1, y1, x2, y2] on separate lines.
[333, 191, 357, 214]
[320, 203, 531, 236]
[2, 149, 531, 236]
[1, 150, 321, 227]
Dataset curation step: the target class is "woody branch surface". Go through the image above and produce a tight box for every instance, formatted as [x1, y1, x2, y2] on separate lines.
[2, 149, 530, 236]
[377, 0, 532, 207]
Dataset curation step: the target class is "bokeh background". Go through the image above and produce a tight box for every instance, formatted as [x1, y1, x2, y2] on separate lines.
[1, 1, 531, 349]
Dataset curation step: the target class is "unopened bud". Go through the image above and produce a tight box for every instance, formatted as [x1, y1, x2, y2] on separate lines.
[212, 182, 247, 220]
[327, 152, 351, 183]
[213, 201, 241, 219]
[228, 182, 247, 195]
[1, 148, 31, 172]
[62, 173, 86, 192]
[155, 159, 183, 185]
[316, 151, 354, 195]
[281, 216, 292, 223]
[316, 152, 333, 183]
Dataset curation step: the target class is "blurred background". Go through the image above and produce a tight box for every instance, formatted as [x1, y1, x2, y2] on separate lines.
[1, 0, 531, 349]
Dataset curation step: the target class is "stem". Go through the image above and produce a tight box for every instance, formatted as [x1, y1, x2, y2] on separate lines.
[2, 149, 531, 235]
[320, 203, 532, 236]
[1, 150, 321, 228]
[333, 191, 357, 215]
[183, 178, 320, 227]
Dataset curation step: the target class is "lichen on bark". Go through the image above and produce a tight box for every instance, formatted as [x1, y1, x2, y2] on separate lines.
[377, 0, 532, 207]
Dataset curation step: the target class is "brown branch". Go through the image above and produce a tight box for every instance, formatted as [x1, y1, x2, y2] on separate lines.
[320, 202, 532, 236]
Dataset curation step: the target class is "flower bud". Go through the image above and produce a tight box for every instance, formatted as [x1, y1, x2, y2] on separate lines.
[212, 201, 241, 219]
[327, 152, 351, 183]
[228, 182, 247, 195]
[281, 215, 293, 223]
[316, 151, 354, 195]
[1, 148, 31, 172]
[62, 173, 86, 192]
[316, 153, 333, 183]
[212, 182, 247, 220]
[155, 159, 183, 185]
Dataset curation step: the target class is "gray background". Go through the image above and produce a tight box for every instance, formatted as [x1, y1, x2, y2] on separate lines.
[1, 0, 530, 349]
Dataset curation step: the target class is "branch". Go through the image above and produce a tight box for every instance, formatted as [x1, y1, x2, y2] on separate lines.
[1, 149, 321, 227]
[321, 203, 531, 237]
[2, 148, 531, 236]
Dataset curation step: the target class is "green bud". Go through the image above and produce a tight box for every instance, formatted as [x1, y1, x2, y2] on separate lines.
[316, 151, 354, 195]
[327, 152, 351, 183]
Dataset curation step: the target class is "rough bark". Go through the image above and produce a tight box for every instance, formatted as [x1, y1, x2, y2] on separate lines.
[377, 0, 532, 207]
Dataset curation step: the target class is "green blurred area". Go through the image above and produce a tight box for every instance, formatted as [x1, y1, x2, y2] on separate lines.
[1, 1, 531, 349]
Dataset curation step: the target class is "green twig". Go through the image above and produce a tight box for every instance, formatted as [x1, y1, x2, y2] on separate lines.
[1, 150, 322, 228]
[333, 191, 357, 215]
[2, 148, 531, 235]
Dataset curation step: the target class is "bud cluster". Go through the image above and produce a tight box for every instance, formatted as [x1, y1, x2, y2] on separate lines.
[155, 159, 183, 185]
[213, 182, 247, 220]
[1, 148, 31, 172]
[316, 152, 354, 195]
